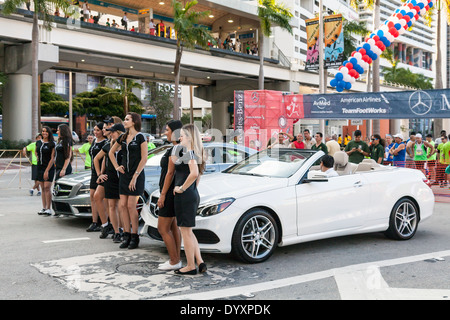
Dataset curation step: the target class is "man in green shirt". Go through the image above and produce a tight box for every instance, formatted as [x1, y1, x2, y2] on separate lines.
[370, 134, 384, 164]
[344, 130, 370, 164]
[76, 134, 93, 169]
[23, 133, 42, 196]
[311, 132, 328, 154]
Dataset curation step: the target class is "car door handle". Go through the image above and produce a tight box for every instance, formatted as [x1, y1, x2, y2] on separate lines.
[205, 167, 216, 172]
[353, 181, 363, 187]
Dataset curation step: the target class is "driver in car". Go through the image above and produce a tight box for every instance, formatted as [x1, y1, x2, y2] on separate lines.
[320, 155, 339, 178]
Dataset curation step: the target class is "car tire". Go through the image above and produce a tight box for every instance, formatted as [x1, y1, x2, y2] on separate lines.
[231, 208, 279, 263]
[385, 198, 419, 241]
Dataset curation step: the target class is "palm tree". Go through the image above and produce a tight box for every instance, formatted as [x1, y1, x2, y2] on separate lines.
[171, 0, 215, 120]
[257, 0, 293, 90]
[101, 78, 144, 116]
[2, 0, 74, 137]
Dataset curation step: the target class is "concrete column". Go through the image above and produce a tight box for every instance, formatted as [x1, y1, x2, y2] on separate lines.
[211, 101, 230, 138]
[3, 74, 33, 141]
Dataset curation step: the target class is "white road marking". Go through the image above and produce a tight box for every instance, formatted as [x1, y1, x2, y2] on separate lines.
[42, 237, 90, 244]
[160, 250, 450, 300]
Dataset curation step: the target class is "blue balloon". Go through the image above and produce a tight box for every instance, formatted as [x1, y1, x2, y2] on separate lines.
[345, 82, 352, 90]
[335, 72, 343, 81]
[336, 86, 344, 92]
[411, 0, 417, 6]
[363, 43, 371, 51]
[407, 21, 412, 27]
[350, 57, 358, 65]
[429, 2, 433, 8]
[330, 79, 338, 87]
[372, 53, 378, 60]
[418, 3, 424, 9]
[377, 30, 384, 37]
[395, 23, 401, 30]
[400, 10, 406, 15]
[407, 12, 414, 18]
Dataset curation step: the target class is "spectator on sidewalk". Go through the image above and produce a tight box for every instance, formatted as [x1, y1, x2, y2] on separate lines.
[344, 130, 369, 164]
[370, 134, 385, 164]
[303, 129, 316, 149]
[75, 134, 94, 170]
[311, 132, 328, 154]
[390, 134, 406, 167]
[23, 133, 43, 196]
[325, 134, 341, 156]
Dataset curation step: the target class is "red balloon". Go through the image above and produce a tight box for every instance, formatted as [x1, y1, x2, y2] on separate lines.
[358, 48, 366, 55]
[373, 35, 380, 41]
[403, 15, 410, 22]
[346, 62, 353, 70]
[408, 3, 414, 9]
[396, 13, 403, 19]
[351, 51, 357, 57]
[389, 27, 397, 35]
[414, 6, 420, 12]
[414, 14, 419, 20]
[387, 21, 394, 28]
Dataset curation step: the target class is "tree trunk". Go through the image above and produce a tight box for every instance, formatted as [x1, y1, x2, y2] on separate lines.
[124, 78, 129, 115]
[258, 31, 264, 90]
[189, 85, 194, 124]
[434, 3, 443, 137]
[173, 43, 183, 120]
[32, 9, 39, 138]
[372, 0, 381, 134]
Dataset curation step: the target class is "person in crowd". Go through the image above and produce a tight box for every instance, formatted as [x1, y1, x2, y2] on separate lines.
[425, 133, 437, 183]
[158, 20, 165, 37]
[320, 154, 339, 178]
[389, 133, 406, 167]
[384, 134, 394, 164]
[36, 126, 56, 216]
[337, 134, 343, 146]
[290, 133, 305, 149]
[311, 132, 328, 154]
[173, 124, 207, 275]
[412, 133, 434, 175]
[303, 129, 316, 149]
[86, 122, 108, 232]
[109, 112, 147, 249]
[344, 130, 369, 164]
[270, 132, 290, 148]
[405, 131, 416, 168]
[437, 135, 450, 187]
[156, 120, 183, 271]
[149, 19, 156, 35]
[54, 7, 60, 16]
[96, 122, 125, 242]
[75, 134, 93, 170]
[370, 134, 385, 164]
[106, 18, 111, 27]
[93, 120, 116, 239]
[435, 130, 447, 146]
[325, 134, 340, 156]
[344, 133, 352, 146]
[122, 12, 128, 30]
[112, 20, 118, 28]
[82, 1, 90, 22]
[23, 133, 43, 196]
[55, 124, 73, 182]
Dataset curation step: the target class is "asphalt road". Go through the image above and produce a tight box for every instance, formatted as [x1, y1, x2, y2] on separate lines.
[1, 168, 450, 305]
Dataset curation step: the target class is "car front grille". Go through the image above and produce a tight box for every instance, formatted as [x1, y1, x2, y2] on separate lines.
[149, 196, 159, 218]
[52, 201, 72, 213]
[53, 183, 73, 197]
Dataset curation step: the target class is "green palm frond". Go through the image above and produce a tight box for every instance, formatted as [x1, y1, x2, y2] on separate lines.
[257, 0, 293, 37]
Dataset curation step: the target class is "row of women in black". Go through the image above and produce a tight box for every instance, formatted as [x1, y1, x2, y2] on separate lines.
[36, 124, 73, 216]
[156, 121, 206, 275]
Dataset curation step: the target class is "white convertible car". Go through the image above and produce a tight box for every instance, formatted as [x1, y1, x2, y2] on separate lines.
[141, 149, 434, 263]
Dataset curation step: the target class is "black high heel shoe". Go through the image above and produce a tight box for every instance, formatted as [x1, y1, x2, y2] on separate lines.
[174, 268, 197, 275]
[198, 263, 207, 273]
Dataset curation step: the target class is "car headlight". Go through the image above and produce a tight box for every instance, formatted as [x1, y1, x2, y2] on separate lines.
[77, 185, 90, 195]
[197, 198, 235, 217]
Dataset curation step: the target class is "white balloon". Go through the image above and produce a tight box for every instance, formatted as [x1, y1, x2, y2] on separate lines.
[341, 67, 349, 75]
[420, 8, 426, 15]
[354, 52, 362, 60]
[399, 19, 406, 27]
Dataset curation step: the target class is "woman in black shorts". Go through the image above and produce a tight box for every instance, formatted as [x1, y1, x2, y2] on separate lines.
[55, 124, 73, 182]
[109, 112, 147, 249]
[96, 122, 125, 242]
[156, 120, 183, 271]
[173, 124, 207, 275]
[86, 122, 107, 232]
[36, 126, 56, 216]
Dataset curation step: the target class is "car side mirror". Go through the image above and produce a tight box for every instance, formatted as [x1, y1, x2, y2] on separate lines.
[303, 171, 329, 183]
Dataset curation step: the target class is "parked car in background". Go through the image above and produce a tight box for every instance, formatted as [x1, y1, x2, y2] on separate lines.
[52, 143, 256, 218]
[143, 149, 434, 263]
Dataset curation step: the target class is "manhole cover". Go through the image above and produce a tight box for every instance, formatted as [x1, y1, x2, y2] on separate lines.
[115, 261, 162, 275]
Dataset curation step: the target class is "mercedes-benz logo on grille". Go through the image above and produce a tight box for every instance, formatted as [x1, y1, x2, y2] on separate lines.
[409, 91, 433, 116]
[150, 201, 159, 217]
[53, 184, 60, 197]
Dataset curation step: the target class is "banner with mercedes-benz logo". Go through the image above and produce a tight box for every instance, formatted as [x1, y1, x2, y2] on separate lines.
[302, 89, 450, 119]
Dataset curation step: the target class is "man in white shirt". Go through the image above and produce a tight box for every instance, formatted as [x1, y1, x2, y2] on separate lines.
[326, 134, 341, 156]
[270, 133, 291, 148]
[122, 12, 128, 30]
[320, 155, 339, 178]
[303, 129, 316, 149]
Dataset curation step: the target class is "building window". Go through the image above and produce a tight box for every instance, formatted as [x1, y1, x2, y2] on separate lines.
[87, 75, 101, 92]
[55, 72, 69, 95]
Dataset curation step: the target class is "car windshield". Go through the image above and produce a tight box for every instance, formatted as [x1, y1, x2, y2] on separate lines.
[224, 148, 314, 178]
[145, 145, 172, 166]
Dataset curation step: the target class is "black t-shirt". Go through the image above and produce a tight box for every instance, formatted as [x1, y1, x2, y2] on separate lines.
[102, 140, 123, 174]
[89, 138, 107, 172]
[55, 140, 73, 169]
[159, 145, 183, 191]
[121, 132, 145, 174]
[174, 149, 199, 190]
[36, 140, 55, 167]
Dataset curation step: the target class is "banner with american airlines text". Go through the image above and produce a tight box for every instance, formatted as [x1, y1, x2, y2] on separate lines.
[301, 89, 450, 119]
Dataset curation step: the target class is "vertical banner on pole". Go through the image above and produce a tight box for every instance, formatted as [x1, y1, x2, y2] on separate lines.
[324, 14, 344, 69]
[305, 17, 320, 71]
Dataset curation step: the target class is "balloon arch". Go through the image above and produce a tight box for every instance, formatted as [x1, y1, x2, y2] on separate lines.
[330, 0, 435, 92]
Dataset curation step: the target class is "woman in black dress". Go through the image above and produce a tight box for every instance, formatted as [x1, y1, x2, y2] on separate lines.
[156, 120, 183, 271]
[36, 126, 55, 216]
[55, 124, 73, 182]
[86, 122, 108, 232]
[109, 112, 147, 249]
[95, 122, 125, 242]
[173, 124, 207, 275]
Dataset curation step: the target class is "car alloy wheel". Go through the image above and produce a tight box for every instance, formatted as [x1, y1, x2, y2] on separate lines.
[232, 209, 279, 263]
[385, 198, 419, 240]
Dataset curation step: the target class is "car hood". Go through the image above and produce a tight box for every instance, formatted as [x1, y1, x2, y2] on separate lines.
[56, 170, 91, 185]
[197, 173, 288, 204]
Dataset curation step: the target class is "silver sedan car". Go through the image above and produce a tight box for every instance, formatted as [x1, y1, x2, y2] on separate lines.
[51, 143, 256, 217]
